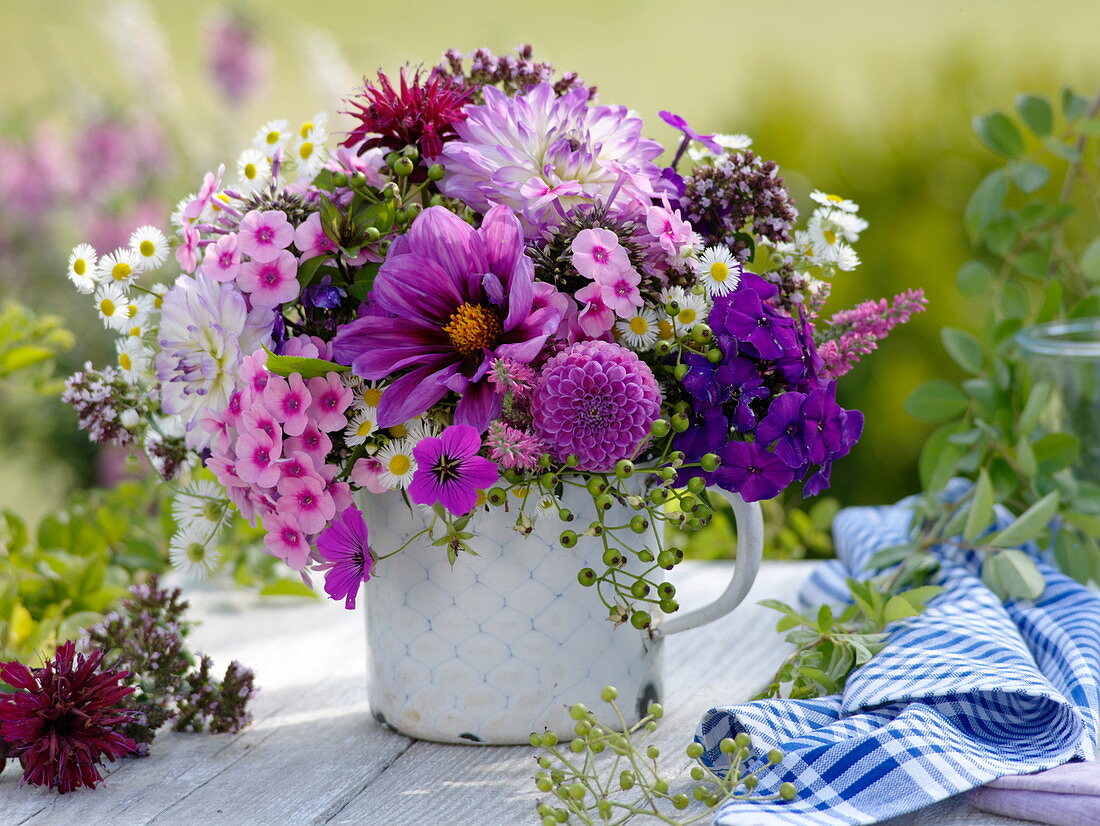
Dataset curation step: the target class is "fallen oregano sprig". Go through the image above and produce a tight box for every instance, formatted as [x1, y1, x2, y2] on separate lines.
[529, 686, 795, 825]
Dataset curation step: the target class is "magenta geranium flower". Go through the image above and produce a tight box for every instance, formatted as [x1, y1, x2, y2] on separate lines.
[332, 205, 562, 430]
[408, 425, 499, 516]
[0, 641, 137, 793]
[315, 506, 373, 609]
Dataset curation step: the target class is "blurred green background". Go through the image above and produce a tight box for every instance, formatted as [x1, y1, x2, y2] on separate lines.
[3, 0, 1100, 521]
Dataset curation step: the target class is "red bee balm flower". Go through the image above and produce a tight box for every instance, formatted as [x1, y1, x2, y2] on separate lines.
[343, 68, 473, 159]
[0, 641, 137, 793]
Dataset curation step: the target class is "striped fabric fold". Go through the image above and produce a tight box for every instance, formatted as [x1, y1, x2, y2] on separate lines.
[696, 487, 1100, 825]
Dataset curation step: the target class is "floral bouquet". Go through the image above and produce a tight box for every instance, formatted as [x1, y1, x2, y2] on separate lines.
[63, 45, 924, 633]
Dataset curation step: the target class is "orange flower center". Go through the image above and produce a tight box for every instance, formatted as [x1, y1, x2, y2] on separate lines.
[443, 303, 502, 355]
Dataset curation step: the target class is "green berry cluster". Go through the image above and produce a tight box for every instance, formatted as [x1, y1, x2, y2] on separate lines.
[529, 686, 795, 824]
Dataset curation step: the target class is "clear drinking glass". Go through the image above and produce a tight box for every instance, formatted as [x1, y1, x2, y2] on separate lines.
[1017, 318, 1100, 483]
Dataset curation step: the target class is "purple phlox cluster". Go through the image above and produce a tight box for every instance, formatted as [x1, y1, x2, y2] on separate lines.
[315, 505, 373, 609]
[439, 83, 664, 235]
[531, 340, 662, 472]
[204, 9, 267, 105]
[437, 45, 596, 101]
[817, 289, 928, 379]
[486, 420, 545, 470]
[675, 274, 861, 501]
[202, 337, 354, 570]
[408, 424, 499, 515]
[332, 205, 562, 431]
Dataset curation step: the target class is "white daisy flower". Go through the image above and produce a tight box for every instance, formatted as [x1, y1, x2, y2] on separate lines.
[661, 286, 710, 329]
[405, 417, 442, 443]
[694, 246, 743, 297]
[236, 147, 273, 195]
[97, 247, 143, 286]
[298, 112, 329, 142]
[832, 243, 861, 272]
[116, 338, 152, 383]
[807, 208, 868, 260]
[344, 406, 379, 447]
[129, 226, 169, 270]
[810, 190, 859, 213]
[168, 522, 222, 579]
[376, 439, 417, 489]
[688, 133, 753, 162]
[172, 479, 232, 533]
[357, 380, 386, 411]
[615, 308, 660, 350]
[67, 244, 98, 294]
[151, 282, 169, 310]
[125, 293, 156, 329]
[293, 129, 328, 180]
[253, 119, 290, 159]
[94, 283, 132, 332]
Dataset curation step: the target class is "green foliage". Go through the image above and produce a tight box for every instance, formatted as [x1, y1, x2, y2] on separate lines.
[901, 84, 1100, 599]
[530, 688, 794, 824]
[681, 496, 838, 562]
[0, 301, 73, 387]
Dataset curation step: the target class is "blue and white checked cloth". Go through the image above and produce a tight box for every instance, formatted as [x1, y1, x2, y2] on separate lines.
[696, 488, 1100, 825]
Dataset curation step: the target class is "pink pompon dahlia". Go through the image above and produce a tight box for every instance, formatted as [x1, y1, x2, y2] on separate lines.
[342, 68, 473, 159]
[0, 641, 137, 793]
[531, 340, 662, 471]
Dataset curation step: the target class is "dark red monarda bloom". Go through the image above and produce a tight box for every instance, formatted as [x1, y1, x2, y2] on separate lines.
[342, 67, 473, 159]
[0, 641, 137, 793]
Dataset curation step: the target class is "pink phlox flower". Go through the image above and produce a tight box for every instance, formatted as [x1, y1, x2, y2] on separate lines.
[307, 374, 354, 432]
[408, 424, 500, 516]
[262, 510, 311, 569]
[201, 232, 242, 282]
[175, 223, 200, 273]
[240, 350, 270, 395]
[235, 430, 283, 488]
[521, 176, 585, 213]
[199, 409, 233, 454]
[597, 267, 643, 317]
[184, 165, 226, 221]
[351, 457, 388, 494]
[485, 421, 544, 470]
[207, 455, 246, 489]
[279, 450, 318, 482]
[240, 408, 281, 444]
[263, 373, 312, 437]
[574, 282, 616, 338]
[645, 195, 700, 258]
[276, 474, 335, 535]
[237, 249, 300, 307]
[314, 506, 373, 610]
[327, 480, 353, 513]
[279, 334, 333, 360]
[293, 213, 338, 260]
[238, 209, 294, 262]
[284, 422, 333, 464]
[570, 227, 632, 281]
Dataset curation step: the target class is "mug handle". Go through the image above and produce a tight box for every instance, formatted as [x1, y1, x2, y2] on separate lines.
[656, 490, 764, 636]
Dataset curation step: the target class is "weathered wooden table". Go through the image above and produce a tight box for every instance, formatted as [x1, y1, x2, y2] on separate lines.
[0, 562, 1028, 825]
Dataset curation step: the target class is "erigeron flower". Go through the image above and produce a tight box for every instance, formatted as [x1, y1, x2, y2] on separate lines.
[236, 148, 272, 195]
[169, 522, 222, 579]
[116, 338, 152, 384]
[293, 127, 328, 180]
[172, 479, 233, 534]
[253, 118, 290, 158]
[171, 193, 196, 231]
[688, 133, 753, 162]
[67, 244, 98, 294]
[343, 406, 378, 446]
[661, 286, 710, 329]
[97, 247, 143, 286]
[810, 190, 859, 213]
[356, 380, 385, 411]
[832, 244, 861, 272]
[94, 283, 131, 332]
[375, 439, 416, 489]
[694, 245, 742, 297]
[129, 226, 169, 270]
[806, 207, 868, 262]
[615, 308, 660, 350]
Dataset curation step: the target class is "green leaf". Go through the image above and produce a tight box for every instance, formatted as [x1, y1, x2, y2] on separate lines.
[1062, 86, 1089, 123]
[0, 345, 55, 375]
[982, 549, 1045, 601]
[318, 195, 343, 244]
[919, 422, 968, 492]
[296, 254, 331, 288]
[896, 585, 943, 609]
[999, 279, 1030, 319]
[904, 380, 969, 422]
[965, 171, 1009, 243]
[1006, 160, 1050, 193]
[1018, 382, 1052, 434]
[263, 349, 349, 379]
[883, 595, 921, 623]
[1015, 94, 1054, 137]
[1015, 436, 1037, 478]
[941, 328, 983, 373]
[1079, 239, 1100, 282]
[867, 543, 916, 570]
[260, 579, 319, 598]
[973, 112, 1025, 157]
[957, 260, 995, 297]
[1033, 432, 1080, 474]
[964, 469, 995, 542]
[1043, 137, 1081, 162]
[988, 491, 1060, 547]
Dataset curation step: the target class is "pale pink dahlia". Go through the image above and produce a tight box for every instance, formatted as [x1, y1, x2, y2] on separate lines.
[531, 341, 661, 471]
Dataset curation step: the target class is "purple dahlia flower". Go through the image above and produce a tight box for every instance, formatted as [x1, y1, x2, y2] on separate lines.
[531, 340, 662, 472]
[332, 206, 562, 431]
[439, 83, 665, 235]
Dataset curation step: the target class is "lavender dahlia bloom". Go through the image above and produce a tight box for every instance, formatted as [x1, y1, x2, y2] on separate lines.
[332, 206, 561, 430]
[157, 275, 273, 449]
[531, 340, 662, 472]
[439, 84, 665, 235]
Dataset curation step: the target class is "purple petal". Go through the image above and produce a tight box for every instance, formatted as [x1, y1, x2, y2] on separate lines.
[376, 360, 457, 426]
[453, 380, 500, 432]
[407, 206, 487, 295]
[373, 254, 464, 324]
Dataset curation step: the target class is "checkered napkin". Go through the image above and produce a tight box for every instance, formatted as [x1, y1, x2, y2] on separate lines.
[695, 488, 1100, 825]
